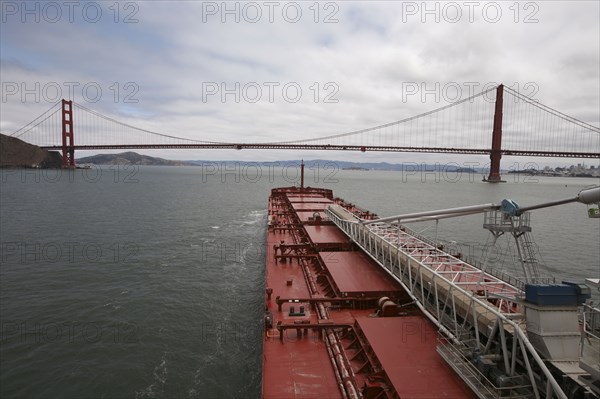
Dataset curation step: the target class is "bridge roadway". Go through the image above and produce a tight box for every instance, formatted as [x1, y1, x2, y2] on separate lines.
[39, 144, 600, 158]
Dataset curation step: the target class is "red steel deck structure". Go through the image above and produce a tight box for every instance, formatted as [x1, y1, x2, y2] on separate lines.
[262, 180, 476, 398]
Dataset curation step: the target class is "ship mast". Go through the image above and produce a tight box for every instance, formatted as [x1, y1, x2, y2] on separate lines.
[300, 159, 304, 189]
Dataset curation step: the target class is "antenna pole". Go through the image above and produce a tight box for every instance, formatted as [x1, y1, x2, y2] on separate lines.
[300, 160, 305, 189]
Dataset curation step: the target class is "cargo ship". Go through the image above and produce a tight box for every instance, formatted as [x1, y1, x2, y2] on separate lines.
[262, 162, 600, 399]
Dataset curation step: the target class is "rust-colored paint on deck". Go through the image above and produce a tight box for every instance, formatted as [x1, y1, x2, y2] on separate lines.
[263, 188, 476, 399]
[264, 191, 342, 399]
[295, 211, 330, 222]
[287, 194, 326, 199]
[263, 337, 342, 399]
[303, 225, 349, 244]
[320, 251, 401, 294]
[287, 197, 334, 203]
[356, 317, 477, 398]
[291, 202, 330, 211]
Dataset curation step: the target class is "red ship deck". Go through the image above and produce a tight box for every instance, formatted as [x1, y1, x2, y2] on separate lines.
[288, 197, 334, 203]
[304, 225, 349, 245]
[291, 202, 330, 211]
[295, 211, 330, 223]
[355, 317, 475, 398]
[263, 187, 476, 399]
[320, 251, 400, 296]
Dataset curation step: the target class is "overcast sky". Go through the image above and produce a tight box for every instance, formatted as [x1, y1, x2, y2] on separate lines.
[1, 0, 599, 167]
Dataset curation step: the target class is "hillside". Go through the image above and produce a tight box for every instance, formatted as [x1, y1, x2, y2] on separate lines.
[77, 152, 194, 166]
[187, 159, 483, 173]
[0, 134, 62, 168]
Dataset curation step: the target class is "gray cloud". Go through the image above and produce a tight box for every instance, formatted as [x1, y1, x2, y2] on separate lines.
[1, 0, 598, 166]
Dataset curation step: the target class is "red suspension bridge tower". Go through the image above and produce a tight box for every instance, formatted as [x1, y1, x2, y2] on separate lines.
[486, 84, 504, 182]
[61, 99, 75, 168]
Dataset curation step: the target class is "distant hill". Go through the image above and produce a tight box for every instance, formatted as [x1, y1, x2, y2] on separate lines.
[77, 152, 195, 166]
[74, 153, 486, 172]
[187, 159, 483, 173]
[0, 133, 62, 168]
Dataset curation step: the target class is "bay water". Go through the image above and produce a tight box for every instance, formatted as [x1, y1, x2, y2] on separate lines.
[1, 164, 598, 398]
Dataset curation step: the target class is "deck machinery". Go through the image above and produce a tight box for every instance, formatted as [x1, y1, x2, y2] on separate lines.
[325, 186, 600, 399]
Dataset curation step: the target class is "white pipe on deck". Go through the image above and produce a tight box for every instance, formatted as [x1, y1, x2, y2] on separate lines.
[363, 203, 499, 225]
[578, 186, 600, 204]
[390, 209, 486, 224]
[516, 186, 600, 214]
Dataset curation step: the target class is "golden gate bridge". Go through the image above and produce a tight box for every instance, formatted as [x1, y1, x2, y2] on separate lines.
[8, 84, 600, 181]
